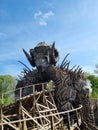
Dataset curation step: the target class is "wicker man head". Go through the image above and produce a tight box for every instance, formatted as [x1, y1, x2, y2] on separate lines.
[23, 42, 59, 72]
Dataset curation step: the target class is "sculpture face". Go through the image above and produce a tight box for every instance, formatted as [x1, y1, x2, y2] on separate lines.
[23, 42, 59, 72]
[32, 50, 50, 72]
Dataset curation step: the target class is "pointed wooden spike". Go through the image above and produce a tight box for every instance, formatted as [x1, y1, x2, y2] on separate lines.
[66, 61, 70, 70]
[60, 53, 70, 67]
[61, 60, 69, 69]
[70, 65, 77, 72]
[18, 61, 31, 71]
[23, 48, 33, 66]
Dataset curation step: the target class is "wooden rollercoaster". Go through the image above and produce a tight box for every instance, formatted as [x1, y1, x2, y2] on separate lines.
[0, 82, 88, 130]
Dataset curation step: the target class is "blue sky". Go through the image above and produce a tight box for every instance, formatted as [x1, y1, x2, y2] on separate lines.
[0, 0, 98, 77]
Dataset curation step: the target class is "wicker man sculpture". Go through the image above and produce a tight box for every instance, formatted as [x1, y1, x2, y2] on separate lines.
[15, 42, 95, 128]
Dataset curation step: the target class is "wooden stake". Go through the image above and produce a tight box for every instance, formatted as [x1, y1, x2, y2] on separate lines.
[51, 114, 55, 130]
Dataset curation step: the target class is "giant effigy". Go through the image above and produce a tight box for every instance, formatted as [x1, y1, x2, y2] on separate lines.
[15, 42, 95, 128]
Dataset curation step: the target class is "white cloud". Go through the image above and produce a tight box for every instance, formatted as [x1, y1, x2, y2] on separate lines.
[39, 19, 47, 26]
[42, 11, 54, 19]
[34, 10, 42, 18]
[34, 10, 54, 26]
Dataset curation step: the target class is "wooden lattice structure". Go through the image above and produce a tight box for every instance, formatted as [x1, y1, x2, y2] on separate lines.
[0, 82, 98, 130]
[0, 83, 62, 130]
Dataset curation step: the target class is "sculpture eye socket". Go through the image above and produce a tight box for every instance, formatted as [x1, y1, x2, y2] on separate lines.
[44, 56, 48, 60]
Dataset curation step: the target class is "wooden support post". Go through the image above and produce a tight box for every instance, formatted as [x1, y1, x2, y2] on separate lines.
[42, 83, 44, 91]
[33, 86, 36, 128]
[76, 110, 79, 127]
[1, 106, 4, 130]
[51, 114, 55, 130]
[22, 111, 27, 130]
[80, 108, 83, 123]
[18, 101, 22, 130]
[59, 119, 64, 130]
[33, 85, 35, 93]
[19, 88, 22, 99]
[67, 112, 71, 130]
[1, 94, 4, 130]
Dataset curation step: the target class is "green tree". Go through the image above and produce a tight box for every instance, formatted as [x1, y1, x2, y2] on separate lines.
[0, 75, 17, 105]
[94, 64, 98, 75]
[87, 74, 98, 98]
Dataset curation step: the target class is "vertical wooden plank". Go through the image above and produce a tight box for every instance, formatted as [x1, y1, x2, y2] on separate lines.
[19, 88, 22, 99]
[1, 94, 4, 130]
[51, 115, 55, 130]
[60, 118, 64, 130]
[42, 83, 44, 91]
[33, 85, 36, 128]
[22, 111, 27, 130]
[1, 106, 4, 130]
[18, 101, 22, 130]
[76, 110, 79, 127]
[67, 112, 71, 130]
[80, 108, 83, 123]
[33, 85, 35, 93]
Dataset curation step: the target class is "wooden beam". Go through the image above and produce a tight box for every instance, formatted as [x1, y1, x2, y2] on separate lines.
[2, 119, 19, 130]
[67, 112, 71, 130]
[0, 106, 4, 130]
[22, 110, 27, 130]
[50, 115, 55, 130]
[22, 107, 46, 130]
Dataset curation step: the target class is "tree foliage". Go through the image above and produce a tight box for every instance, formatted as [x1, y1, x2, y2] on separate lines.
[86, 74, 98, 98]
[94, 64, 98, 75]
[0, 75, 17, 105]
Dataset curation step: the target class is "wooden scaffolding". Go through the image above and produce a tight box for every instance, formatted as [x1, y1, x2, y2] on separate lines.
[0, 83, 65, 130]
[0, 82, 91, 130]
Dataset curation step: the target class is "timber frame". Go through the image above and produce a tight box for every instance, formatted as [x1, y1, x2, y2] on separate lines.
[0, 83, 65, 130]
[0, 82, 97, 130]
